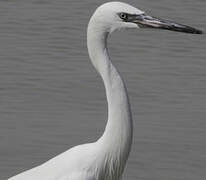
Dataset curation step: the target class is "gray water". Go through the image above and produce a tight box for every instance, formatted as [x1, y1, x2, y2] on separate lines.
[0, 0, 206, 179]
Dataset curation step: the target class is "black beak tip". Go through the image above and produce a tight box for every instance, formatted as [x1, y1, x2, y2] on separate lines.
[171, 24, 203, 34]
[198, 30, 203, 34]
[175, 26, 203, 34]
[193, 29, 203, 34]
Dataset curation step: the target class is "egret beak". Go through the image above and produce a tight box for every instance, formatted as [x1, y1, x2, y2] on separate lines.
[130, 14, 203, 34]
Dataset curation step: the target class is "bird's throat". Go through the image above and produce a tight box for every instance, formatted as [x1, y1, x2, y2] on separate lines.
[87, 20, 133, 178]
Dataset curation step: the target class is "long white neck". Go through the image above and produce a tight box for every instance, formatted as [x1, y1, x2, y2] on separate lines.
[87, 17, 133, 178]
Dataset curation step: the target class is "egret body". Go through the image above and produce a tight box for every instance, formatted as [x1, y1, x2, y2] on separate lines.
[8, 2, 202, 180]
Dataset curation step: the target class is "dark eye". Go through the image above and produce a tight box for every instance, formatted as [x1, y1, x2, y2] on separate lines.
[119, 13, 128, 20]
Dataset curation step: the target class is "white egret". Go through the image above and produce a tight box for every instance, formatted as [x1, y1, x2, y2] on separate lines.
[8, 2, 202, 180]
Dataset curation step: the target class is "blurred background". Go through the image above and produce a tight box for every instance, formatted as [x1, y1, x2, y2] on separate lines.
[0, 0, 205, 179]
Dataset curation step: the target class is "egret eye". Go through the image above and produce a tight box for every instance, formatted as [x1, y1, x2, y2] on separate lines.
[119, 13, 128, 21]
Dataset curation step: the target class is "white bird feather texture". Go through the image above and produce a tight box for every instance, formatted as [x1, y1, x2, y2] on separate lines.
[8, 1, 202, 180]
[8, 2, 139, 180]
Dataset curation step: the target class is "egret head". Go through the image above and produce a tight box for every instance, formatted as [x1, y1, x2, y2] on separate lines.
[89, 1, 202, 34]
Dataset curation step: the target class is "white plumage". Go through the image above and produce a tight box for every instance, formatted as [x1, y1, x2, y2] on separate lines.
[8, 1, 202, 180]
[9, 2, 136, 180]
